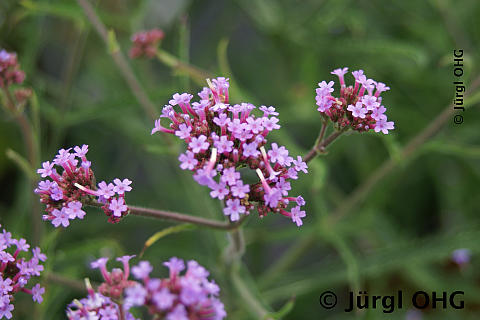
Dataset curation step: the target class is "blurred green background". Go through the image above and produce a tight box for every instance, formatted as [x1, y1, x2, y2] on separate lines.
[1, 0, 480, 319]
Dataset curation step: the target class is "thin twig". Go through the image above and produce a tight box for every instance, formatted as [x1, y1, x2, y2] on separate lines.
[304, 129, 343, 163]
[231, 264, 273, 320]
[127, 205, 246, 230]
[2, 88, 41, 244]
[46, 273, 86, 292]
[76, 0, 157, 120]
[156, 50, 211, 85]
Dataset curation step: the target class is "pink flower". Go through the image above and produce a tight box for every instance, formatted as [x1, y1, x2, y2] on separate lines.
[374, 118, 395, 134]
[113, 178, 132, 195]
[347, 102, 367, 118]
[179, 151, 198, 170]
[109, 198, 128, 217]
[51, 208, 70, 227]
[291, 206, 306, 227]
[223, 199, 246, 221]
[189, 135, 209, 153]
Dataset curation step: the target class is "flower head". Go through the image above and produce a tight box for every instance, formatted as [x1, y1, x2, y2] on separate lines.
[129, 29, 164, 59]
[316, 67, 394, 134]
[151, 78, 308, 226]
[35, 145, 132, 227]
[68, 256, 226, 320]
[0, 225, 46, 317]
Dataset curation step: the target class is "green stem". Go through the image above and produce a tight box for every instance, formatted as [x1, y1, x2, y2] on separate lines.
[156, 50, 211, 85]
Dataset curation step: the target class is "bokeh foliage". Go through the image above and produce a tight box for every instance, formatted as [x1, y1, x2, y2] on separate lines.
[1, 0, 480, 319]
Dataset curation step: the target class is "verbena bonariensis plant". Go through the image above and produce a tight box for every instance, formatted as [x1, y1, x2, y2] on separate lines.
[317, 67, 394, 134]
[35, 145, 132, 227]
[67, 256, 226, 320]
[0, 225, 46, 319]
[151, 78, 308, 226]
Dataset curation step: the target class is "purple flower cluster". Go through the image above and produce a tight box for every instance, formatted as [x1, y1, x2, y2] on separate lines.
[151, 78, 308, 226]
[35, 145, 132, 227]
[0, 50, 25, 89]
[68, 256, 226, 320]
[125, 257, 226, 320]
[67, 291, 137, 320]
[0, 225, 46, 319]
[316, 67, 394, 134]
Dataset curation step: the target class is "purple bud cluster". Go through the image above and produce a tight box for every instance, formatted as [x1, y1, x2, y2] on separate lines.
[35, 145, 132, 227]
[129, 29, 165, 59]
[68, 256, 226, 320]
[0, 50, 25, 88]
[316, 67, 394, 134]
[0, 225, 46, 319]
[152, 78, 308, 226]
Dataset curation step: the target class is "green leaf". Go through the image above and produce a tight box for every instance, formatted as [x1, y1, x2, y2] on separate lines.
[107, 29, 120, 54]
[139, 224, 196, 257]
[6, 148, 36, 180]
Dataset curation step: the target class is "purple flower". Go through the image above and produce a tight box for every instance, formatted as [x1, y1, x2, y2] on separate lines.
[109, 198, 128, 217]
[189, 135, 210, 153]
[374, 118, 395, 134]
[0, 278, 13, 294]
[296, 196, 306, 206]
[242, 141, 259, 158]
[98, 181, 116, 199]
[124, 284, 147, 307]
[293, 156, 308, 173]
[213, 113, 230, 127]
[246, 117, 264, 134]
[132, 261, 153, 279]
[223, 199, 246, 221]
[166, 304, 188, 320]
[164, 257, 185, 278]
[113, 178, 133, 195]
[221, 167, 240, 186]
[50, 187, 63, 201]
[331, 67, 349, 86]
[65, 201, 86, 219]
[37, 161, 54, 178]
[230, 181, 250, 198]
[362, 95, 380, 111]
[32, 247, 47, 262]
[318, 80, 335, 94]
[347, 102, 367, 118]
[179, 151, 198, 170]
[14, 238, 30, 252]
[452, 249, 471, 266]
[264, 188, 283, 208]
[175, 123, 192, 139]
[153, 288, 176, 310]
[268, 143, 289, 165]
[259, 105, 279, 116]
[371, 105, 387, 121]
[51, 208, 70, 227]
[290, 206, 306, 227]
[0, 302, 13, 319]
[31, 284, 45, 303]
[209, 182, 229, 200]
[98, 306, 118, 319]
[73, 144, 89, 158]
[214, 136, 234, 153]
[262, 117, 280, 131]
